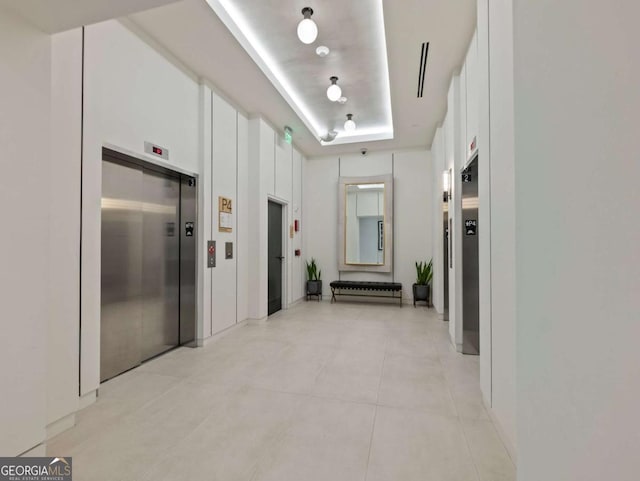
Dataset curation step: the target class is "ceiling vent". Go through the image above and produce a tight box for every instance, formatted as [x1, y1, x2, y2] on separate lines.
[417, 42, 429, 98]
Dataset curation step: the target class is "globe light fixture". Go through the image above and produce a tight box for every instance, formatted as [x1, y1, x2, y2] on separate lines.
[297, 7, 318, 44]
[327, 76, 342, 102]
[344, 113, 356, 132]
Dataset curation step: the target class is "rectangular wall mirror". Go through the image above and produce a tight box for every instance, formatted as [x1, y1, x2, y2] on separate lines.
[345, 183, 385, 265]
[339, 175, 393, 273]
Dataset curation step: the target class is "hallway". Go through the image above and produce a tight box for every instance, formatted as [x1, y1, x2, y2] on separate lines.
[47, 303, 514, 481]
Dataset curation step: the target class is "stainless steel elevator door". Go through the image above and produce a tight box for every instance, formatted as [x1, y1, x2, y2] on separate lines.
[101, 161, 144, 382]
[461, 157, 480, 355]
[101, 152, 194, 382]
[141, 169, 180, 360]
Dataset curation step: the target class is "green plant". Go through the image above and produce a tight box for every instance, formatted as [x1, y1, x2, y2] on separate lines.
[306, 258, 321, 281]
[415, 259, 433, 286]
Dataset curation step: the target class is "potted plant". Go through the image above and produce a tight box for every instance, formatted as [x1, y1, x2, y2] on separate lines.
[413, 259, 433, 307]
[306, 258, 322, 301]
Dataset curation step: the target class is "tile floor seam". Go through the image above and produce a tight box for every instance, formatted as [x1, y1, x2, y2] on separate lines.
[134, 390, 247, 481]
[55, 376, 188, 458]
[363, 404, 378, 481]
[459, 418, 486, 481]
[441, 354, 484, 481]
[243, 384, 381, 409]
[364, 347, 387, 481]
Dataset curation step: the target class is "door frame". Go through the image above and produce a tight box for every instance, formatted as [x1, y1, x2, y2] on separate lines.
[97, 146, 200, 381]
[267, 195, 289, 312]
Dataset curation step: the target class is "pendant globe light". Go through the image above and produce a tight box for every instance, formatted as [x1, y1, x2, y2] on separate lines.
[327, 76, 342, 102]
[344, 113, 356, 132]
[297, 7, 318, 44]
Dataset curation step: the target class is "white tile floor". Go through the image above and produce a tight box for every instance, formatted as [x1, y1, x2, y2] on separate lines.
[47, 301, 515, 481]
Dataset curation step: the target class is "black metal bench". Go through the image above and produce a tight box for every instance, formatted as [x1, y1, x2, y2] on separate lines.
[329, 281, 403, 306]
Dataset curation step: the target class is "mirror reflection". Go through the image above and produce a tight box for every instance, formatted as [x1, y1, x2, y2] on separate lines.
[345, 183, 385, 265]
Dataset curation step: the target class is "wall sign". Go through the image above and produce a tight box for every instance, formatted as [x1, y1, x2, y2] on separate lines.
[465, 219, 477, 236]
[185, 222, 194, 237]
[218, 196, 233, 233]
[462, 172, 472, 183]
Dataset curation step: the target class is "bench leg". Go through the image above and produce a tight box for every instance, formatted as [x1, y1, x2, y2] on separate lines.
[331, 287, 336, 303]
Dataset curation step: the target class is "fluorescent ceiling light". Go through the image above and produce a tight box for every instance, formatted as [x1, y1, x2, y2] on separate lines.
[358, 184, 385, 190]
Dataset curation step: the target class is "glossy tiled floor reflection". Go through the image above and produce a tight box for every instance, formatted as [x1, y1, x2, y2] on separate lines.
[47, 302, 515, 481]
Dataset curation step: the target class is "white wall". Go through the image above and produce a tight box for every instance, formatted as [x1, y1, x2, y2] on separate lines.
[431, 128, 446, 315]
[0, 6, 50, 456]
[394, 151, 433, 300]
[444, 78, 465, 350]
[304, 150, 432, 302]
[514, 1, 640, 479]
[476, 0, 493, 414]
[48, 28, 82, 430]
[236, 113, 249, 322]
[484, 0, 516, 455]
[430, 9, 517, 457]
[81, 19, 201, 395]
[248, 118, 305, 319]
[211, 93, 238, 334]
[303, 156, 339, 298]
[291, 149, 304, 302]
[1, 13, 300, 454]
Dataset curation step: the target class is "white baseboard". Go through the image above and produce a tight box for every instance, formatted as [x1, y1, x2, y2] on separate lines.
[46, 412, 76, 440]
[246, 316, 268, 325]
[20, 443, 46, 457]
[287, 297, 305, 307]
[79, 389, 97, 409]
[484, 399, 518, 465]
[200, 319, 250, 346]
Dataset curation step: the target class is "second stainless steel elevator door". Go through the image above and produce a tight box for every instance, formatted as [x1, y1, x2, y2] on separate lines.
[101, 150, 196, 382]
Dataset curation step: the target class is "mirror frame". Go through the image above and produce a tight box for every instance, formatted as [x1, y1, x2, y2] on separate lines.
[338, 174, 393, 273]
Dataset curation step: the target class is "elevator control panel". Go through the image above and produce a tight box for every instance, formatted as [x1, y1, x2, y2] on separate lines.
[225, 242, 233, 259]
[207, 241, 216, 268]
[185, 222, 194, 237]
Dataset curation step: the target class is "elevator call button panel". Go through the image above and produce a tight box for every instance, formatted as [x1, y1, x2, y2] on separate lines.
[207, 241, 216, 268]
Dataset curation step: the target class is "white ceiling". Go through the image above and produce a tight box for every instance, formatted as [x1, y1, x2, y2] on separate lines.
[206, 0, 393, 146]
[3, 0, 476, 157]
[130, 0, 476, 156]
[0, 0, 178, 33]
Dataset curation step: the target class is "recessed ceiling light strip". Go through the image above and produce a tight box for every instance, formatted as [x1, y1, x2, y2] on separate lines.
[207, 0, 323, 137]
[206, 0, 394, 146]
